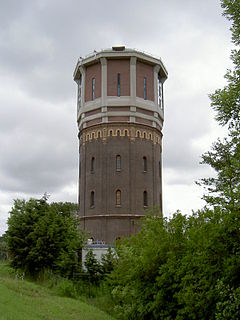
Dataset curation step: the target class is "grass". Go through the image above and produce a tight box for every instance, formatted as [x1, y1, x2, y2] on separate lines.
[0, 262, 115, 320]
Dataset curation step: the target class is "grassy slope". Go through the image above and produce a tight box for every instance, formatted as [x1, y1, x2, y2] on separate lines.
[0, 263, 114, 320]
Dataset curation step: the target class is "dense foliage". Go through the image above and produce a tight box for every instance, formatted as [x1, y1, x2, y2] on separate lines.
[107, 209, 240, 319]
[0, 235, 8, 260]
[84, 248, 117, 285]
[7, 196, 85, 277]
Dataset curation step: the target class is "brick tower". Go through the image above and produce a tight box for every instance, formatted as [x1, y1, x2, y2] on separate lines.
[73, 46, 167, 243]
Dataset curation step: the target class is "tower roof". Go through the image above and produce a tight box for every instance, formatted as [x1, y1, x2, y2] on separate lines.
[73, 47, 168, 81]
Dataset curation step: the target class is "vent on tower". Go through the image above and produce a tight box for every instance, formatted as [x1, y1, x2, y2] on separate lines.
[112, 45, 125, 51]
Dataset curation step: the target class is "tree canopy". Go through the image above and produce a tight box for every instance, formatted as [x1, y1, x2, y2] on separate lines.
[7, 196, 85, 277]
[107, 208, 240, 319]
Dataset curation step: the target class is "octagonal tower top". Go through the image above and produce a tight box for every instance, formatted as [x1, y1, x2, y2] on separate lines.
[73, 47, 168, 132]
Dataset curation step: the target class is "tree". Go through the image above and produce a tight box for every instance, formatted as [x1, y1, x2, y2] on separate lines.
[200, 134, 240, 210]
[84, 249, 103, 285]
[101, 247, 117, 275]
[106, 207, 240, 320]
[199, 0, 240, 211]
[215, 280, 240, 320]
[107, 212, 189, 319]
[7, 196, 85, 277]
[0, 234, 8, 260]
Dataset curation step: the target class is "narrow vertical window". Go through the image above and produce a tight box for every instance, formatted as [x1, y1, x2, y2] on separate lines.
[144, 77, 147, 100]
[158, 74, 163, 108]
[91, 157, 95, 173]
[77, 75, 82, 109]
[90, 191, 95, 207]
[143, 191, 148, 207]
[92, 78, 95, 100]
[117, 73, 120, 97]
[116, 155, 121, 171]
[159, 161, 161, 178]
[116, 190, 121, 206]
[143, 156, 147, 172]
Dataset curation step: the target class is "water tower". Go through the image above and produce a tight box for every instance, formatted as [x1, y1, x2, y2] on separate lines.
[73, 46, 167, 243]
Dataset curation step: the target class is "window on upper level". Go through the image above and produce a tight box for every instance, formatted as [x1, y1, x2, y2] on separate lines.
[144, 77, 147, 100]
[77, 75, 82, 110]
[91, 157, 95, 173]
[116, 190, 121, 206]
[143, 191, 148, 207]
[90, 191, 95, 208]
[92, 78, 95, 100]
[117, 73, 121, 97]
[143, 156, 147, 172]
[116, 155, 121, 171]
[158, 74, 163, 108]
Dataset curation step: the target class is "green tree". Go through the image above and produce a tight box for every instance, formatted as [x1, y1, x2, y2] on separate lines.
[199, 0, 240, 211]
[215, 280, 240, 320]
[0, 234, 8, 260]
[107, 208, 240, 320]
[101, 247, 117, 275]
[7, 196, 85, 277]
[108, 212, 188, 319]
[84, 250, 103, 285]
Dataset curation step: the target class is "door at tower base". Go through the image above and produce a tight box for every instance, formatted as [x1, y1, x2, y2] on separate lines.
[80, 214, 144, 243]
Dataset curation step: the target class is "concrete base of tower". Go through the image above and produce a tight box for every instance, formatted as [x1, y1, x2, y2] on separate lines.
[80, 214, 145, 243]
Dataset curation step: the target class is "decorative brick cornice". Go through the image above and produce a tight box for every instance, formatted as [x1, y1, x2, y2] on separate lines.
[79, 123, 162, 146]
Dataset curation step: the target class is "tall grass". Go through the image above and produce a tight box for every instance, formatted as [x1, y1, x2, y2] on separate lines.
[36, 269, 116, 317]
[0, 262, 115, 320]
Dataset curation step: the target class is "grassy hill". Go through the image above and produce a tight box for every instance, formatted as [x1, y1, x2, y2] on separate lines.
[0, 263, 115, 320]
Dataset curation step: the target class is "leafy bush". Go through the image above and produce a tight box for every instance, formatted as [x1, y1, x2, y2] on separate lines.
[0, 235, 8, 261]
[107, 209, 240, 319]
[55, 277, 77, 298]
[7, 196, 85, 277]
[84, 250, 103, 285]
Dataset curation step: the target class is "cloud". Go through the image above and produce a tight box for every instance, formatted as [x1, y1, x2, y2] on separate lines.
[0, 84, 78, 194]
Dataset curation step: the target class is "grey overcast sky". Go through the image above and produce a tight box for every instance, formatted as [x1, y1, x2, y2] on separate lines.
[0, 0, 233, 234]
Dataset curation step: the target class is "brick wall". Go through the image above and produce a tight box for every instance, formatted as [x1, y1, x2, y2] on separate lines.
[107, 59, 130, 96]
[136, 61, 154, 101]
[85, 63, 101, 102]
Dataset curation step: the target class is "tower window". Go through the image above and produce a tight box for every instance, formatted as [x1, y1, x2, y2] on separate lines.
[143, 156, 147, 172]
[117, 73, 120, 97]
[92, 78, 95, 100]
[116, 190, 121, 206]
[144, 77, 147, 100]
[90, 191, 95, 208]
[158, 74, 163, 108]
[116, 155, 121, 171]
[143, 191, 148, 207]
[77, 75, 82, 109]
[91, 157, 95, 173]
